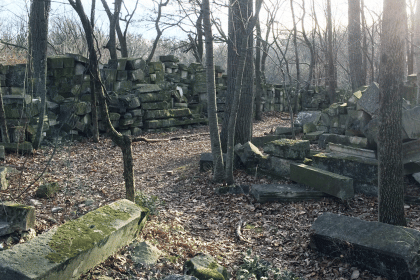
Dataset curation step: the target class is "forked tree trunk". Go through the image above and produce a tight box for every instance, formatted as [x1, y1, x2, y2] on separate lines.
[69, 0, 135, 201]
[378, 0, 407, 226]
[203, 0, 224, 182]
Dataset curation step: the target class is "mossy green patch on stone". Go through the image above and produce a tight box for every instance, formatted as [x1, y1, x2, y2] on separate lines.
[46, 205, 131, 263]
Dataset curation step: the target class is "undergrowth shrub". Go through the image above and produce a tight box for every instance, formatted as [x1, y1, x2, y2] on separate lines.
[236, 250, 302, 280]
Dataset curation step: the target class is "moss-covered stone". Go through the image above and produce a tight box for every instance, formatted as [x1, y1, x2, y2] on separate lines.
[36, 182, 61, 198]
[144, 108, 191, 120]
[184, 254, 228, 280]
[263, 139, 310, 160]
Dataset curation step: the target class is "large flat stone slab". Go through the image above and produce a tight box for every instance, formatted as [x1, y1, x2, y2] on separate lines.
[357, 82, 379, 116]
[402, 106, 420, 139]
[290, 163, 354, 200]
[311, 212, 420, 280]
[313, 152, 377, 196]
[250, 184, 327, 203]
[318, 134, 368, 149]
[0, 199, 148, 280]
[327, 143, 376, 159]
[0, 202, 35, 236]
[263, 139, 310, 160]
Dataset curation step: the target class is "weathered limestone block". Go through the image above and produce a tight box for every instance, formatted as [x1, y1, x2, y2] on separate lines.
[318, 134, 368, 149]
[0, 199, 148, 280]
[302, 131, 324, 141]
[126, 58, 146, 70]
[250, 135, 286, 147]
[118, 95, 141, 109]
[137, 92, 170, 103]
[129, 241, 162, 266]
[116, 70, 127, 81]
[144, 108, 192, 120]
[60, 101, 91, 116]
[357, 82, 380, 116]
[312, 152, 377, 196]
[290, 163, 354, 200]
[294, 111, 321, 127]
[259, 156, 299, 178]
[311, 212, 420, 280]
[234, 142, 265, 168]
[402, 106, 420, 139]
[129, 69, 145, 82]
[114, 81, 132, 93]
[159, 55, 179, 63]
[263, 139, 310, 160]
[274, 126, 302, 135]
[0, 142, 33, 154]
[250, 184, 327, 203]
[141, 101, 171, 110]
[0, 202, 35, 236]
[184, 254, 228, 280]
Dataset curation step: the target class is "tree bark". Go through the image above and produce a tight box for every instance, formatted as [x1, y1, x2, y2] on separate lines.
[90, 0, 99, 142]
[28, 0, 51, 150]
[0, 88, 9, 143]
[220, 0, 254, 152]
[415, 0, 420, 104]
[68, 0, 135, 201]
[348, 0, 363, 91]
[225, 0, 263, 184]
[255, 14, 263, 121]
[326, 0, 335, 103]
[290, 0, 300, 112]
[378, 0, 407, 226]
[361, 0, 367, 85]
[146, 0, 170, 63]
[203, 0, 224, 182]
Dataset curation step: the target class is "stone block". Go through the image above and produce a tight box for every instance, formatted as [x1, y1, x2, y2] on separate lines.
[303, 122, 317, 133]
[141, 101, 171, 110]
[3, 94, 32, 105]
[200, 153, 227, 172]
[357, 82, 379, 116]
[129, 69, 145, 82]
[327, 143, 376, 159]
[318, 134, 368, 149]
[259, 156, 299, 178]
[102, 69, 117, 82]
[302, 131, 324, 141]
[234, 142, 265, 168]
[144, 108, 191, 120]
[114, 81, 132, 93]
[0, 199, 148, 280]
[0, 202, 35, 236]
[402, 106, 420, 139]
[251, 135, 286, 147]
[137, 92, 170, 103]
[263, 139, 310, 160]
[129, 241, 161, 266]
[159, 55, 179, 63]
[184, 254, 228, 280]
[311, 212, 420, 280]
[118, 95, 141, 109]
[0, 142, 33, 154]
[0, 146, 5, 161]
[290, 163, 354, 200]
[0, 167, 8, 190]
[144, 119, 174, 129]
[294, 111, 322, 127]
[274, 126, 302, 135]
[36, 182, 61, 198]
[312, 152, 377, 196]
[250, 184, 327, 203]
[126, 58, 147, 70]
[116, 70, 128, 81]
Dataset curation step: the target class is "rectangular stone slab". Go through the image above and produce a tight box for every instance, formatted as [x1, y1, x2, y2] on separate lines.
[290, 163, 354, 200]
[0, 202, 35, 236]
[0, 199, 148, 280]
[311, 213, 420, 280]
[250, 184, 328, 203]
[327, 143, 377, 159]
[403, 139, 420, 164]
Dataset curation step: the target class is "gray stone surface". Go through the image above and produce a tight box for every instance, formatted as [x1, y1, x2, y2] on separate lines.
[130, 241, 162, 266]
[251, 135, 286, 147]
[184, 254, 228, 280]
[311, 212, 420, 280]
[312, 152, 378, 196]
[357, 82, 380, 116]
[290, 163, 354, 200]
[294, 111, 322, 127]
[250, 184, 327, 203]
[274, 126, 302, 135]
[234, 142, 264, 168]
[259, 156, 299, 178]
[402, 106, 420, 139]
[0, 166, 8, 190]
[0, 202, 35, 236]
[327, 143, 376, 159]
[318, 134, 368, 149]
[263, 139, 310, 160]
[0, 199, 148, 280]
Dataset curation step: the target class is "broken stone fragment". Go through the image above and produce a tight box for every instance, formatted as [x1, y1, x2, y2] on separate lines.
[263, 139, 310, 160]
[36, 182, 60, 198]
[184, 253, 229, 280]
[0, 202, 35, 236]
[129, 241, 162, 266]
[234, 141, 265, 168]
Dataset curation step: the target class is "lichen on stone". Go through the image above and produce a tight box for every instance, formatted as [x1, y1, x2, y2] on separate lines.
[46, 205, 130, 263]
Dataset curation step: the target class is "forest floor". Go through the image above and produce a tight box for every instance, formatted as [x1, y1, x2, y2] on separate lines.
[1, 111, 420, 280]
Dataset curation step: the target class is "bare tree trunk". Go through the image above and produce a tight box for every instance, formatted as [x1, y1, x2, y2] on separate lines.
[146, 0, 170, 63]
[415, 0, 420, 104]
[361, 0, 367, 85]
[255, 14, 263, 121]
[348, 0, 363, 91]
[106, 0, 122, 63]
[203, 0, 224, 182]
[378, 0, 407, 226]
[326, 0, 335, 103]
[225, 0, 263, 184]
[29, 0, 51, 150]
[290, 0, 300, 111]
[301, 0, 314, 92]
[0, 88, 9, 143]
[69, 0, 135, 201]
[90, 0, 99, 142]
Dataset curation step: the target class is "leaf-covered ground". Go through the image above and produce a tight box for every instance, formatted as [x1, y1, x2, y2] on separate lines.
[1, 111, 420, 280]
